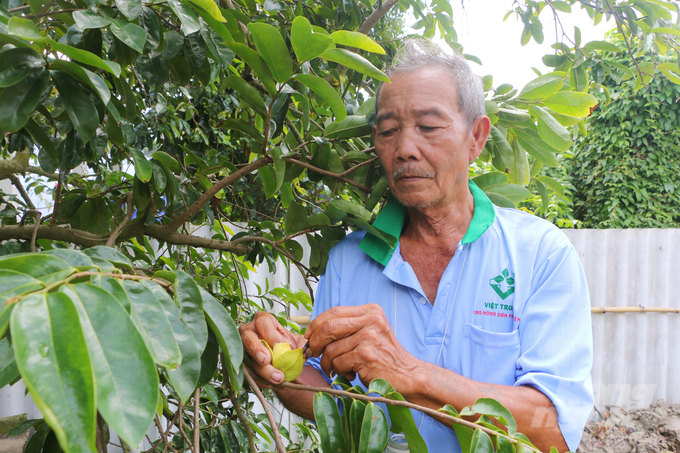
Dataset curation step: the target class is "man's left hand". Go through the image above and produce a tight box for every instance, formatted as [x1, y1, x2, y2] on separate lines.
[305, 304, 422, 391]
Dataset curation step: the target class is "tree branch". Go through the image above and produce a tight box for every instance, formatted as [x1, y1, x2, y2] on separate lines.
[8, 174, 36, 209]
[277, 380, 544, 453]
[358, 0, 399, 34]
[193, 388, 200, 453]
[106, 193, 133, 247]
[222, 354, 256, 453]
[0, 224, 250, 254]
[243, 367, 286, 453]
[284, 157, 370, 192]
[165, 156, 272, 232]
[338, 156, 378, 177]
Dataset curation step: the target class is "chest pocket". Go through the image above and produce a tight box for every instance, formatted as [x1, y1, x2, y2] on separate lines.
[459, 323, 520, 386]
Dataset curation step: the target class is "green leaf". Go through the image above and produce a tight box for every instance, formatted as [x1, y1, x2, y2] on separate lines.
[582, 40, 621, 52]
[293, 74, 346, 121]
[152, 151, 181, 173]
[513, 127, 559, 167]
[385, 393, 427, 452]
[73, 10, 111, 29]
[186, 0, 225, 21]
[223, 75, 267, 117]
[202, 288, 243, 382]
[471, 172, 509, 190]
[167, 0, 201, 35]
[6, 17, 40, 40]
[82, 246, 132, 270]
[314, 392, 350, 453]
[285, 201, 308, 235]
[486, 184, 531, 203]
[330, 199, 371, 221]
[247, 22, 293, 83]
[89, 275, 131, 313]
[0, 47, 43, 88]
[357, 402, 389, 453]
[259, 166, 276, 198]
[131, 148, 153, 183]
[0, 67, 49, 133]
[224, 42, 277, 95]
[12, 293, 96, 453]
[62, 284, 158, 447]
[551, 1, 571, 12]
[321, 48, 389, 82]
[329, 30, 385, 54]
[173, 271, 208, 352]
[49, 61, 111, 106]
[518, 72, 565, 99]
[542, 91, 598, 117]
[485, 191, 515, 208]
[469, 428, 494, 453]
[110, 18, 147, 53]
[123, 280, 182, 368]
[461, 398, 517, 435]
[535, 175, 565, 197]
[42, 250, 95, 270]
[220, 118, 263, 143]
[145, 281, 201, 403]
[196, 330, 219, 388]
[45, 40, 121, 77]
[0, 337, 19, 389]
[291, 16, 332, 62]
[489, 126, 514, 171]
[188, 1, 231, 43]
[0, 253, 74, 283]
[529, 105, 572, 151]
[0, 269, 44, 301]
[349, 400, 367, 450]
[51, 71, 99, 145]
[324, 115, 371, 138]
[115, 0, 142, 20]
[24, 119, 57, 165]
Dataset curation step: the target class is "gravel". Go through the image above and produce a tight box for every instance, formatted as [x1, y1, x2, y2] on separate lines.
[578, 400, 680, 453]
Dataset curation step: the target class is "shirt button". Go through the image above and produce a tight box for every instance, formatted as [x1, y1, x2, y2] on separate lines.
[419, 297, 427, 305]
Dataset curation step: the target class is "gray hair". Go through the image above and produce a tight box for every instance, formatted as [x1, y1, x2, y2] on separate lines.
[375, 39, 486, 129]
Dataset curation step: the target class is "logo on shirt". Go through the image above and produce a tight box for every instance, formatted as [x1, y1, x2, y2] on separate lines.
[489, 268, 515, 300]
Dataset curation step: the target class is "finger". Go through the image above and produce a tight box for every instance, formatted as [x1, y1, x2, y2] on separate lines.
[308, 308, 386, 356]
[306, 305, 381, 338]
[240, 327, 272, 366]
[250, 360, 286, 385]
[255, 313, 299, 348]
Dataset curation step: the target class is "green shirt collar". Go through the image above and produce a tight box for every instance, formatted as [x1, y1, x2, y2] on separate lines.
[358, 180, 496, 266]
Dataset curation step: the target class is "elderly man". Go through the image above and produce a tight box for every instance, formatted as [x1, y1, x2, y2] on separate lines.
[239, 39, 593, 453]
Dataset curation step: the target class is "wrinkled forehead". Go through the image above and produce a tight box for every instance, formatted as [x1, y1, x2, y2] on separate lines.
[375, 67, 460, 115]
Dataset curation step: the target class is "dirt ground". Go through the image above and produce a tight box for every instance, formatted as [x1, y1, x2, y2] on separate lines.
[578, 400, 680, 453]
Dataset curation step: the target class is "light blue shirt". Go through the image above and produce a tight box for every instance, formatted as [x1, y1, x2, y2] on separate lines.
[307, 181, 593, 452]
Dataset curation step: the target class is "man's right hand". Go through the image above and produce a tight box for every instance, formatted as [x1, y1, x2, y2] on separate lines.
[239, 311, 307, 385]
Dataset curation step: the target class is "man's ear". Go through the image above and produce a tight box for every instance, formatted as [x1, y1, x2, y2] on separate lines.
[468, 116, 491, 162]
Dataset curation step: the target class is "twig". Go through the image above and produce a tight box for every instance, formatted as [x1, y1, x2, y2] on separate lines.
[50, 176, 63, 226]
[284, 157, 370, 192]
[8, 174, 36, 209]
[358, 0, 399, 34]
[604, 0, 645, 84]
[166, 156, 273, 232]
[338, 156, 378, 177]
[107, 193, 134, 247]
[24, 8, 82, 18]
[193, 388, 200, 453]
[276, 380, 544, 453]
[223, 355, 256, 453]
[243, 367, 286, 453]
[154, 416, 178, 453]
[19, 210, 43, 253]
[178, 401, 193, 450]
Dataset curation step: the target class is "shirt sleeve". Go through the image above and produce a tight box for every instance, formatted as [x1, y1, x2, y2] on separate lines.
[514, 240, 594, 451]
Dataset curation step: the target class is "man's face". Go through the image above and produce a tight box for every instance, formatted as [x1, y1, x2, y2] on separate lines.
[373, 67, 486, 211]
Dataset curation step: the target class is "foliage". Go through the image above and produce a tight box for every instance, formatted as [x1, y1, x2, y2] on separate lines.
[0, 0, 679, 452]
[570, 40, 680, 228]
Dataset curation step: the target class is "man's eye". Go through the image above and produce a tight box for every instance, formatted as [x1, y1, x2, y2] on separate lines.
[420, 126, 438, 132]
[379, 128, 397, 136]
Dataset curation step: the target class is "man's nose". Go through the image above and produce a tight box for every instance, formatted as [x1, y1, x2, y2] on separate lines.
[394, 128, 422, 162]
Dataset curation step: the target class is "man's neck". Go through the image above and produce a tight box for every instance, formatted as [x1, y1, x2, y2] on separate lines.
[401, 187, 475, 257]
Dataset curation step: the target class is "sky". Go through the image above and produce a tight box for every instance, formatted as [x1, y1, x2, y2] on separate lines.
[421, 0, 615, 90]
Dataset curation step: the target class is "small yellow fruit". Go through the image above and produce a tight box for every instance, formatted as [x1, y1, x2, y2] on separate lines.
[261, 340, 304, 382]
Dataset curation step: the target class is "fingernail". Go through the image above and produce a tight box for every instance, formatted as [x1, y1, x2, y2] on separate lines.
[256, 352, 267, 364]
[271, 371, 284, 383]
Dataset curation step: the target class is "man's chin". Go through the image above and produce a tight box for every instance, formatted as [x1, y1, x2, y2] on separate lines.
[394, 193, 442, 210]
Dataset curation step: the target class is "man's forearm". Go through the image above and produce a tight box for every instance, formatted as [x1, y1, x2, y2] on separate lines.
[273, 365, 331, 421]
[401, 362, 569, 453]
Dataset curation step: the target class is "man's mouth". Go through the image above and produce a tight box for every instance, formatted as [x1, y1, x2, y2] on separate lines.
[392, 166, 435, 182]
